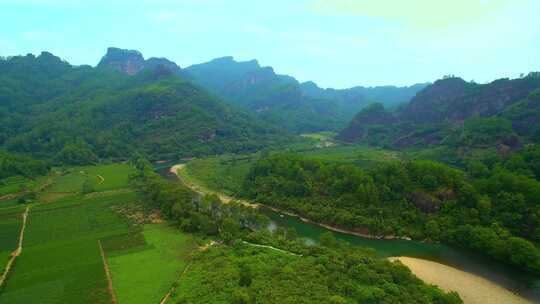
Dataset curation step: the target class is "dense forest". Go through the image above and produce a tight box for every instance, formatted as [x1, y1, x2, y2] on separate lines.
[243, 148, 540, 274]
[0, 150, 48, 180]
[0, 52, 290, 163]
[130, 158, 462, 304]
[338, 74, 540, 154]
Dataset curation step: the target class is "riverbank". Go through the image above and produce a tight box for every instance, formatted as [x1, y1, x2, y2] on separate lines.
[390, 257, 530, 304]
[170, 164, 411, 241]
[169, 163, 538, 304]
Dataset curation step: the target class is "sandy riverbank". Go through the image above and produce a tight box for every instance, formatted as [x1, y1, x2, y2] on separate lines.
[390, 257, 530, 304]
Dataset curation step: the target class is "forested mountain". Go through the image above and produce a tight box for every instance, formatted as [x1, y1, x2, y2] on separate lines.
[300, 81, 428, 112]
[185, 56, 426, 133]
[338, 73, 540, 151]
[0, 51, 290, 163]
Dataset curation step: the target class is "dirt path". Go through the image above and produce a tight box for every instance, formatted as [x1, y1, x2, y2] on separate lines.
[98, 240, 118, 304]
[242, 241, 301, 256]
[159, 262, 192, 304]
[170, 164, 257, 209]
[0, 205, 30, 287]
[390, 257, 530, 304]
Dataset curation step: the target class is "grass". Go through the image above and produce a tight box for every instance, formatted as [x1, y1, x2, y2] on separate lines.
[83, 164, 135, 192]
[44, 171, 88, 193]
[300, 131, 337, 141]
[42, 163, 135, 196]
[302, 145, 401, 166]
[0, 198, 22, 209]
[0, 176, 35, 197]
[0, 190, 138, 304]
[0, 162, 195, 304]
[0, 208, 23, 276]
[107, 224, 196, 304]
[182, 156, 254, 196]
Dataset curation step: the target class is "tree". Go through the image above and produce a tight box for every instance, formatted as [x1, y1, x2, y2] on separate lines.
[82, 179, 95, 194]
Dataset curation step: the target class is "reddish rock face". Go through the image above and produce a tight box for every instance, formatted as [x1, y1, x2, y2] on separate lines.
[97, 47, 184, 77]
[98, 47, 145, 75]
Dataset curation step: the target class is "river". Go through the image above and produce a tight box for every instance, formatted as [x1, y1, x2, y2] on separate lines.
[157, 162, 540, 303]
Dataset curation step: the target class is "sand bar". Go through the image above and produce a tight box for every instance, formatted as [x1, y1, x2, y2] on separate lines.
[391, 257, 530, 304]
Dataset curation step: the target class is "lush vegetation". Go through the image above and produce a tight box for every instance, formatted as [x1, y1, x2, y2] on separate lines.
[0, 191, 137, 304]
[0, 52, 291, 162]
[243, 151, 540, 274]
[107, 224, 196, 304]
[131, 160, 462, 304]
[185, 56, 425, 133]
[0, 151, 48, 180]
[0, 162, 203, 304]
[171, 235, 461, 304]
[130, 158, 266, 240]
[338, 75, 540, 156]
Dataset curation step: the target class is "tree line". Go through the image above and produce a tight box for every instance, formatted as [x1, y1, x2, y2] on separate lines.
[242, 147, 540, 274]
[130, 157, 462, 304]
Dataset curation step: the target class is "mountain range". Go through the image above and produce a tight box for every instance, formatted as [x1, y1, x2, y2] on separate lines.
[0, 50, 289, 163]
[97, 47, 428, 133]
[338, 74, 540, 155]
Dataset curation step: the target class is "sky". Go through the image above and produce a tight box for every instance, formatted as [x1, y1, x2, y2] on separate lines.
[1, 0, 539, 88]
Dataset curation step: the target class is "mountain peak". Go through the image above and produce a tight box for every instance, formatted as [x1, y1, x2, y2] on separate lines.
[97, 47, 145, 75]
[97, 48, 187, 78]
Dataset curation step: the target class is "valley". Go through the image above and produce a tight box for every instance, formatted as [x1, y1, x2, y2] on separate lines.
[0, 19, 539, 302]
[172, 145, 540, 303]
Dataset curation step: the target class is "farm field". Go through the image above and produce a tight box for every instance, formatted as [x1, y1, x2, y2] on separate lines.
[0, 207, 23, 276]
[107, 224, 196, 304]
[0, 191, 137, 304]
[0, 163, 200, 304]
[0, 176, 34, 197]
[44, 163, 134, 194]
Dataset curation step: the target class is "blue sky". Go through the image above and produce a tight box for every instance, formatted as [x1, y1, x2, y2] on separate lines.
[1, 0, 539, 88]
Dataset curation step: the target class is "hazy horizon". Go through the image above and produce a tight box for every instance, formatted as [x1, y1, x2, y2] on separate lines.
[1, 0, 539, 88]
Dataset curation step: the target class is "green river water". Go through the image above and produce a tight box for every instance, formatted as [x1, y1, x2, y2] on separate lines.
[157, 163, 540, 303]
[263, 209, 540, 303]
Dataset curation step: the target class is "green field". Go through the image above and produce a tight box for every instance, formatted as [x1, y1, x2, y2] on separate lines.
[300, 131, 337, 140]
[0, 163, 199, 304]
[182, 155, 254, 196]
[0, 207, 23, 276]
[107, 224, 196, 304]
[0, 192, 138, 304]
[44, 163, 134, 194]
[302, 145, 401, 165]
[0, 176, 35, 197]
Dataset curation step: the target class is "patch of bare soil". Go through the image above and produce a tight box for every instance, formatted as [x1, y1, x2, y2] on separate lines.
[111, 202, 164, 225]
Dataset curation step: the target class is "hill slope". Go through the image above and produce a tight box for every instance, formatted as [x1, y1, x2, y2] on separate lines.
[338, 74, 540, 151]
[185, 57, 426, 132]
[0, 51, 290, 162]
